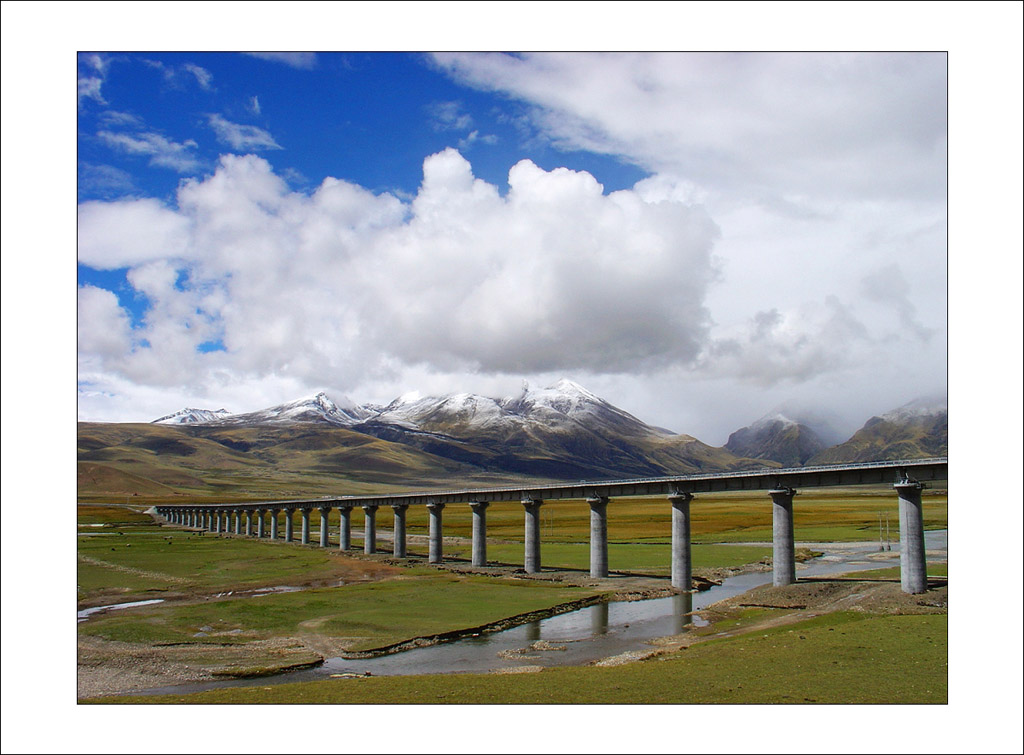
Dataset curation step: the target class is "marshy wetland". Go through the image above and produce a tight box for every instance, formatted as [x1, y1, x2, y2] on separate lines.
[77, 486, 948, 704]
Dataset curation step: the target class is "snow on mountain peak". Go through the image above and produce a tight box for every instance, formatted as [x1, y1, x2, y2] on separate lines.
[881, 396, 947, 423]
[752, 412, 798, 429]
[270, 391, 370, 423]
[525, 379, 606, 416]
[153, 407, 232, 425]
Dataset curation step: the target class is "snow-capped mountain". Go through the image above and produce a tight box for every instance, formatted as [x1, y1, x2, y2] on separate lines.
[807, 396, 947, 464]
[877, 395, 947, 424]
[373, 391, 510, 430]
[152, 392, 372, 427]
[369, 379, 668, 440]
[149, 380, 762, 478]
[724, 412, 829, 467]
[153, 407, 233, 425]
[355, 379, 753, 478]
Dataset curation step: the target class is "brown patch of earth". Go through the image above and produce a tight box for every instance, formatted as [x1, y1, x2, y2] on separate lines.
[77, 635, 323, 699]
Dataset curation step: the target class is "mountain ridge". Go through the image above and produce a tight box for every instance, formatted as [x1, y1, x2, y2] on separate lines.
[135, 382, 946, 485]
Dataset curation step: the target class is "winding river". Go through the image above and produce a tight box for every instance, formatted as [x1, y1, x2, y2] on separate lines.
[130, 530, 946, 696]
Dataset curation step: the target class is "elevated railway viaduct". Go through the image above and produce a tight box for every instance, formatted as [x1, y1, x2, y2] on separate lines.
[155, 458, 947, 594]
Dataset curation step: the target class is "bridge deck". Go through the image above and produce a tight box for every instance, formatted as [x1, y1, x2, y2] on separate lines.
[160, 458, 947, 510]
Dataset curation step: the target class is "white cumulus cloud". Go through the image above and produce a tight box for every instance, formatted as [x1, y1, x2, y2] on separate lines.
[77, 150, 721, 402]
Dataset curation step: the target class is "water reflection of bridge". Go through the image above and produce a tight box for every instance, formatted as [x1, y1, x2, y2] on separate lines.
[155, 458, 947, 594]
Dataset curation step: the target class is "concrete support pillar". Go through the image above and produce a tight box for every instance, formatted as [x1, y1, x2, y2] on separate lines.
[269, 509, 279, 540]
[256, 509, 265, 538]
[769, 487, 797, 587]
[895, 480, 928, 594]
[338, 507, 352, 550]
[391, 504, 408, 558]
[470, 502, 489, 567]
[301, 508, 311, 544]
[244, 510, 253, 537]
[319, 507, 331, 548]
[363, 505, 378, 554]
[427, 503, 445, 563]
[206, 510, 213, 531]
[284, 508, 294, 542]
[234, 510, 242, 535]
[588, 496, 610, 578]
[522, 498, 543, 574]
[669, 492, 694, 591]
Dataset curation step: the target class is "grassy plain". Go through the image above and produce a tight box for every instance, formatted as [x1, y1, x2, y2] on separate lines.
[95, 611, 947, 704]
[269, 485, 945, 551]
[78, 486, 947, 703]
[79, 571, 593, 651]
[77, 522, 401, 606]
[390, 486, 947, 546]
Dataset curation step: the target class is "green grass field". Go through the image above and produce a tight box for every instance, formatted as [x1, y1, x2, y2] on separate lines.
[78, 487, 948, 705]
[79, 571, 595, 651]
[93, 611, 947, 704]
[77, 524, 401, 605]
[263, 486, 946, 548]
[77, 504, 154, 526]
[454, 541, 772, 573]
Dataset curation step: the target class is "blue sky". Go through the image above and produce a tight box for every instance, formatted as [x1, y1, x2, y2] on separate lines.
[77, 52, 648, 204]
[76, 52, 648, 334]
[72, 47, 958, 442]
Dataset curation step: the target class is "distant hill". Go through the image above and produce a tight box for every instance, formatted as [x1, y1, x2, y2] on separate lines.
[79, 381, 772, 498]
[78, 383, 946, 499]
[807, 398, 947, 464]
[349, 379, 766, 479]
[76, 422, 502, 500]
[725, 413, 829, 467]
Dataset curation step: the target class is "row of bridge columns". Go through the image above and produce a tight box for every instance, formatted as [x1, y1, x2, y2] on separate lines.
[157, 478, 930, 594]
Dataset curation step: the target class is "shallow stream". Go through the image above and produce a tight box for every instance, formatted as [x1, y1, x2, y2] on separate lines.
[128, 530, 947, 696]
